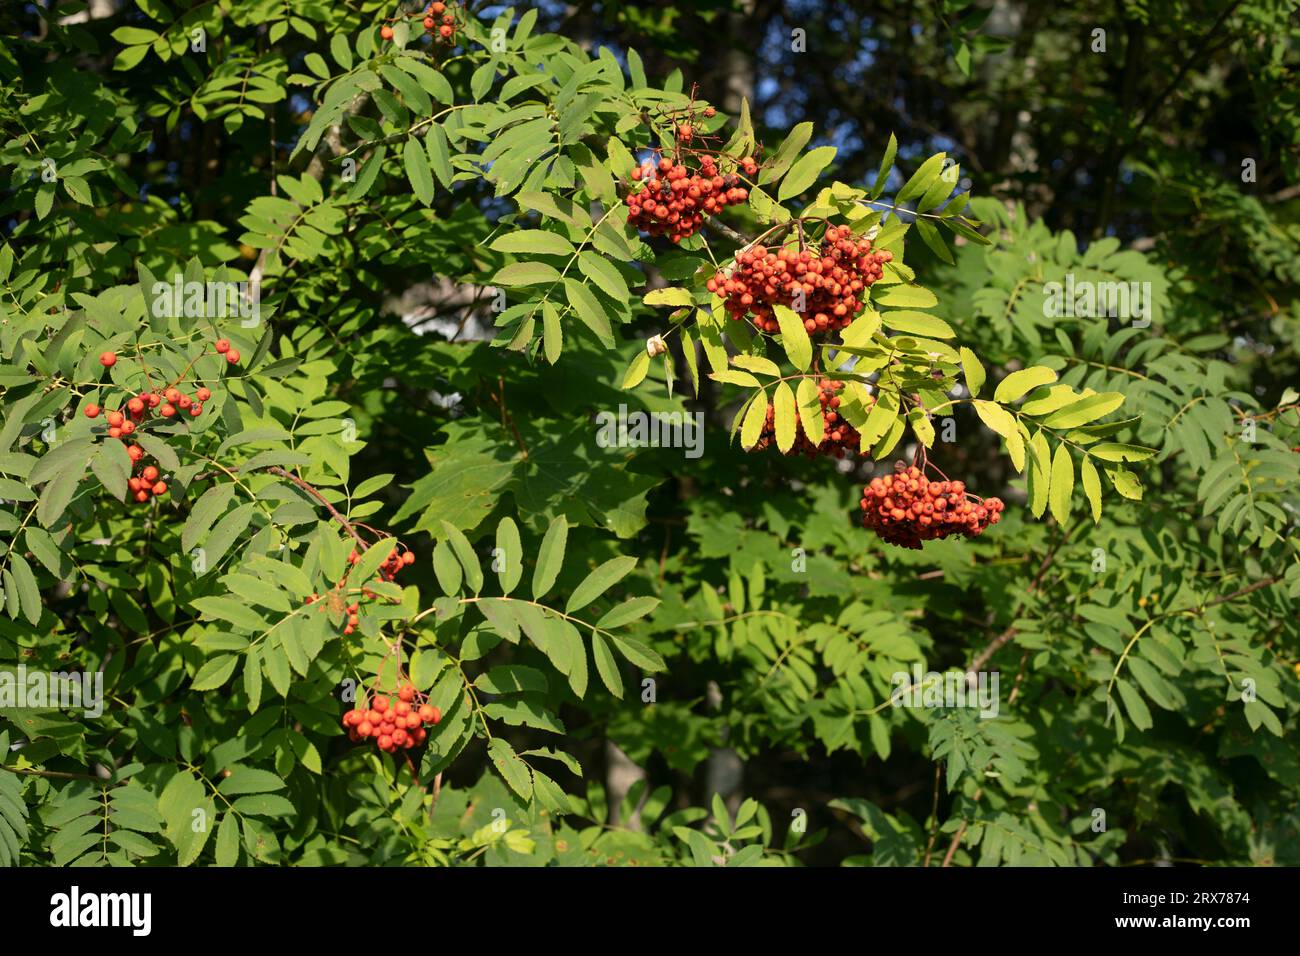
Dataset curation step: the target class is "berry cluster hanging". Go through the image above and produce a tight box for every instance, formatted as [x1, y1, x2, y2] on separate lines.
[860, 460, 1004, 549]
[85, 339, 235, 505]
[709, 226, 892, 335]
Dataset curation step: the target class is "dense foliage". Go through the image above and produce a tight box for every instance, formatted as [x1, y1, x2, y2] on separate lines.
[1, 0, 1297, 868]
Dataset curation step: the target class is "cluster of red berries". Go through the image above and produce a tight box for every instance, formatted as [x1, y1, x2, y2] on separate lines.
[624, 155, 751, 243]
[753, 378, 865, 459]
[380, 1, 456, 42]
[305, 543, 416, 635]
[860, 462, 1004, 549]
[85, 343, 233, 505]
[351, 543, 416, 582]
[708, 226, 893, 335]
[341, 683, 442, 753]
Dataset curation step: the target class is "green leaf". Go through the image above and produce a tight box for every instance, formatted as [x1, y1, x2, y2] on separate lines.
[870, 132, 898, 198]
[566, 556, 637, 613]
[191, 654, 240, 691]
[494, 261, 561, 286]
[778, 146, 837, 201]
[960, 347, 985, 398]
[490, 230, 575, 256]
[218, 767, 285, 796]
[895, 152, 947, 204]
[495, 516, 523, 595]
[577, 251, 629, 301]
[773, 381, 797, 453]
[440, 521, 483, 594]
[595, 596, 660, 628]
[610, 634, 665, 671]
[488, 737, 533, 801]
[796, 377, 824, 443]
[740, 391, 769, 450]
[8, 554, 41, 626]
[1087, 443, 1156, 463]
[1049, 443, 1074, 525]
[432, 539, 463, 596]
[1080, 456, 1102, 523]
[591, 632, 624, 698]
[403, 136, 435, 206]
[214, 812, 240, 867]
[532, 515, 568, 600]
[773, 304, 812, 371]
[881, 310, 954, 338]
[994, 366, 1058, 403]
[1043, 392, 1125, 428]
[622, 351, 651, 389]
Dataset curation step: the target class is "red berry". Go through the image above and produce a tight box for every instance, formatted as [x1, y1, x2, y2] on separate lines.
[127, 445, 144, 462]
[127, 398, 144, 415]
[380, 25, 394, 40]
[142, 465, 159, 482]
[160, 404, 176, 418]
[225, 349, 240, 365]
[430, 1, 445, 12]
[429, 706, 442, 725]
[398, 684, 415, 703]
[439, 24, 452, 37]
[164, 388, 181, 403]
[215, 339, 230, 353]
[373, 696, 389, 713]
[418, 704, 435, 723]
[196, 387, 211, 401]
[99, 352, 116, 368]
[134, 490, 149, 503]
[152, 481, 167, 496]
[84, 405, 100, 418]
[424, 16, 434, 29]
[107, 410, 124, 427]
[190, 403, 203, 417]
[119, 421, 135, 436]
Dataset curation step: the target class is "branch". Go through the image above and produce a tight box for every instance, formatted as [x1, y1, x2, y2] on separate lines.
[264, 466, 368, 549]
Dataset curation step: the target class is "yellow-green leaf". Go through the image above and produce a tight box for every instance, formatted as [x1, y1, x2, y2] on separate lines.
[994, 366, 1059, 403]
[740, 392, 769, 449]
[773, 382, 797, 453]
[1080, 455, 1102, 523]
[773, 304, 812, 371]
[622, 351, 650, 389]
[1049, 443, 1074, 525]
[960, 346, 985, 398]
